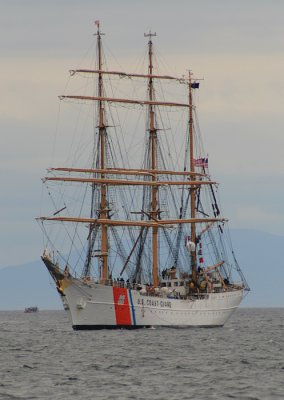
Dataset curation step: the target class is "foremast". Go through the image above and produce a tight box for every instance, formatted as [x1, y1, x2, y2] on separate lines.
[97, 24, 109, 282]
[85, 22, 109, 281]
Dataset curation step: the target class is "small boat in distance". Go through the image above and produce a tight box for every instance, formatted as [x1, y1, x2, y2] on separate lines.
[38, 22, 249, 329]
[24, 306, 38, 313]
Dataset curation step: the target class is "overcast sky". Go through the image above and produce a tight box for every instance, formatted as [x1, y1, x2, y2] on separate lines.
[1, 0, 284, 267]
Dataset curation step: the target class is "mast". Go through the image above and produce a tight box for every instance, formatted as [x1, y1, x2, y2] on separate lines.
[96, 22, 108, 281]
[189, 71, 197, 284]
[145, 30, 159, 287]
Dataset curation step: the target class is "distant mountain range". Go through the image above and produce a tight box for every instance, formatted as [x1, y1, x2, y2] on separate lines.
[0, 258, 62, 310]
[0, 229, 283, 310]
[230, 229, 284, 307]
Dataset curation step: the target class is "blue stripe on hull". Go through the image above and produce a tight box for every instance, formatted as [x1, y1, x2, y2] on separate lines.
[128, 289, 136, 326]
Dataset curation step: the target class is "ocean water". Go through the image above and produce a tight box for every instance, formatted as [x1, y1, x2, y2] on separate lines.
[0, 309, 283, 400]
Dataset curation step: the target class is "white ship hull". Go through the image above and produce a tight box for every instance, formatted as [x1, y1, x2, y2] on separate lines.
[62, 280, 243, 329]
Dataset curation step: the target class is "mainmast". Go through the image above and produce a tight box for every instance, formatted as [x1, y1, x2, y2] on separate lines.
[189, 71, 197, 284]
[96, 22, 109, 281]
[145, 31, 159, 287]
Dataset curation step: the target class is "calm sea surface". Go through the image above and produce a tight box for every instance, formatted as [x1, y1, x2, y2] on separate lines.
[0, 308, 283, 400]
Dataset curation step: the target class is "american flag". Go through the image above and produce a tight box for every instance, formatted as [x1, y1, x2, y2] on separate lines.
[194, 157, 208, 168]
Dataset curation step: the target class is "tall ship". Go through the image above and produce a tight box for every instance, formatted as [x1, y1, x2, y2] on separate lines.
[38, 22, 249, 329]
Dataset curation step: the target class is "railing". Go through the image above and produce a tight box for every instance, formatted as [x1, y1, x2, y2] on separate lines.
[81, 277, 244, 299]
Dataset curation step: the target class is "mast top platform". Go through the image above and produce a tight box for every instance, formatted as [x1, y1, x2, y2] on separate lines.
[144, 30, 157, 39]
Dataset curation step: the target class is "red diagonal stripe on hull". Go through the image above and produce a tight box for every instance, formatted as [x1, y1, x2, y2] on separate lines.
[113, 287, 132, 325]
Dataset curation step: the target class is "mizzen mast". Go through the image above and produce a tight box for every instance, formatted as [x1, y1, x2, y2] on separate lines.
[187, 71, 198, 284]
[145, 30, 159, 287]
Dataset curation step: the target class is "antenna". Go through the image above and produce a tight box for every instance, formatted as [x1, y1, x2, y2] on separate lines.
[94, 20, 105, 36]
